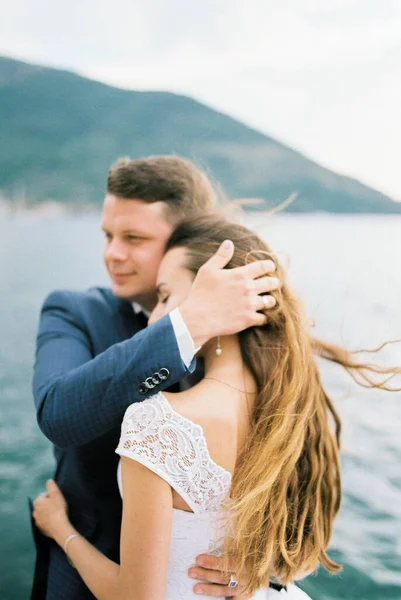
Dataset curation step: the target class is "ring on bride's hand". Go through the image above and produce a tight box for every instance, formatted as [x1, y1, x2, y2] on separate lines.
[262, 295, 270, 310]
[228, 573, 238, 588]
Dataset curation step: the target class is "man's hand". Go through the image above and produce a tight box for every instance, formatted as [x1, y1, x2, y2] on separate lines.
[189, 554, 251, 599]
[179, 240, 279, 349]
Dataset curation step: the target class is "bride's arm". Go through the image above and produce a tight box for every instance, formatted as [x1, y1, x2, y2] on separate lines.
[33, 458, 173, 600]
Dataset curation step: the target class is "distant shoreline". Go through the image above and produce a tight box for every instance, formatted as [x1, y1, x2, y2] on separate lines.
[0, 200, 100, 218]
[1, 200, 401, 221]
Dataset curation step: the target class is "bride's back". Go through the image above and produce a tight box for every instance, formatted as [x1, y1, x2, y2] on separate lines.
[164, 377, 255, 513]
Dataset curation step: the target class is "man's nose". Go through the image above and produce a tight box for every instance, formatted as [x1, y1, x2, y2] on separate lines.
[105, 239, 128, 261]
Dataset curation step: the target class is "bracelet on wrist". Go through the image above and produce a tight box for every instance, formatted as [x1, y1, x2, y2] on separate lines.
[64, 533, 80, 568]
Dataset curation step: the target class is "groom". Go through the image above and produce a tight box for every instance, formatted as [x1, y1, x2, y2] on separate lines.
[31, 155, 278, 599]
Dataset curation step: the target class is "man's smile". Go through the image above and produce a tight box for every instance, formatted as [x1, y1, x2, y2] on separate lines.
[110, 272, 136, 281]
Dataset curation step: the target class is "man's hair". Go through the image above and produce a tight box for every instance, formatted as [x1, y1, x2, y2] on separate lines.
[107, 155, 217, 222]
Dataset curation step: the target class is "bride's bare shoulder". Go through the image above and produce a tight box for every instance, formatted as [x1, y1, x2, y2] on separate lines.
[162, 388, 234, 425]
[162, 389, 239, 473]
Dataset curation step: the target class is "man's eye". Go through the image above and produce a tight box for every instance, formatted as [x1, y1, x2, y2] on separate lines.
[161, 295, 170, 305]
[127, 236, 141, 241]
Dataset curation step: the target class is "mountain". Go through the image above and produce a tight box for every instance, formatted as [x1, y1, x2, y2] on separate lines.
[0, 55, 400, 213]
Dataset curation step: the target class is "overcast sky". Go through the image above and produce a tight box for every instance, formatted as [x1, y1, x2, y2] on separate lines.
[1, 0, 400, 200]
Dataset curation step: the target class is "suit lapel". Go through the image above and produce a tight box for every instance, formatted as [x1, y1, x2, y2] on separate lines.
[115, 299, 146, 340]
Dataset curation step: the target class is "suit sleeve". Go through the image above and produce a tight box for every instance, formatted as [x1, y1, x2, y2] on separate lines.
[33, 290, 195, 449]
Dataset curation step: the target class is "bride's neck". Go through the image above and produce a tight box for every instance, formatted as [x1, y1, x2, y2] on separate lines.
[203, 335, 255, 390]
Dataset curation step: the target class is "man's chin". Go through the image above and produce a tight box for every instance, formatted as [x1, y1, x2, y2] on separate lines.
[110, 284, 157, 309]
[110, 283, 137, 300]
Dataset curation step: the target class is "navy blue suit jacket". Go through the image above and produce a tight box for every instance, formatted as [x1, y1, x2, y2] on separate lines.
[31, 287, 195, 599]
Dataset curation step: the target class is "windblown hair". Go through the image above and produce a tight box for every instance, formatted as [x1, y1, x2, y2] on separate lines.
[166, 214, 400, 594]
[107, 155, 217, 223]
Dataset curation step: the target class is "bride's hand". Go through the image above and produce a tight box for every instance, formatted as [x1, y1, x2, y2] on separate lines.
[33, 479, 69, 538]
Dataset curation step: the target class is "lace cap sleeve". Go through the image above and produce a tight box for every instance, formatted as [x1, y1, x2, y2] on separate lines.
[115, 393, 231, 514]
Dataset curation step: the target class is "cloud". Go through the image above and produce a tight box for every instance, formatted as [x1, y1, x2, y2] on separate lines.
[1, 0, 400, 198]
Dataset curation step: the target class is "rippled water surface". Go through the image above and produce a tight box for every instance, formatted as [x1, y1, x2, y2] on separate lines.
[0, 214, 400, 599]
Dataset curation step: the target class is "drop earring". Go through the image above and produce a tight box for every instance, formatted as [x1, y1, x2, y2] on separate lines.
[216, 336, 222, 356]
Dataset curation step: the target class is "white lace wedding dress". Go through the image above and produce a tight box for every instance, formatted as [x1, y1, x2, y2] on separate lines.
[116, 392, 312, 599]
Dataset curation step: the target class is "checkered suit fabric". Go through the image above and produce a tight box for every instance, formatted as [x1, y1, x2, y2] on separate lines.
[30, 287, 195, 599]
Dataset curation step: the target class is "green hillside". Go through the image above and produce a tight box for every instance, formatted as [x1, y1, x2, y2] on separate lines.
[0, 55, 400, 213]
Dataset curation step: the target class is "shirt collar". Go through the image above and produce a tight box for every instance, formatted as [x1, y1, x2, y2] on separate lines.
[131, 302, 151, 318]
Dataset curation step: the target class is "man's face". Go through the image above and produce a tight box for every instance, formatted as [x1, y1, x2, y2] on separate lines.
[102, 194, 174, 310]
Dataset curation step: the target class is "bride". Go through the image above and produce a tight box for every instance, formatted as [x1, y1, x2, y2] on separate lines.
[33, 214, 399, 599]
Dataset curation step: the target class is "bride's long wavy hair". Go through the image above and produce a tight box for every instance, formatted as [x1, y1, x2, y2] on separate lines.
[166, 214, 400, 594]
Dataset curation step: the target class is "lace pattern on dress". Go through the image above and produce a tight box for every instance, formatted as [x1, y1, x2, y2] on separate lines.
[115, 393, 232, 514]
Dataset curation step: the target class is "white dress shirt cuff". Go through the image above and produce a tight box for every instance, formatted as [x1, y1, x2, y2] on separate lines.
[169, 308, 197, 369]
